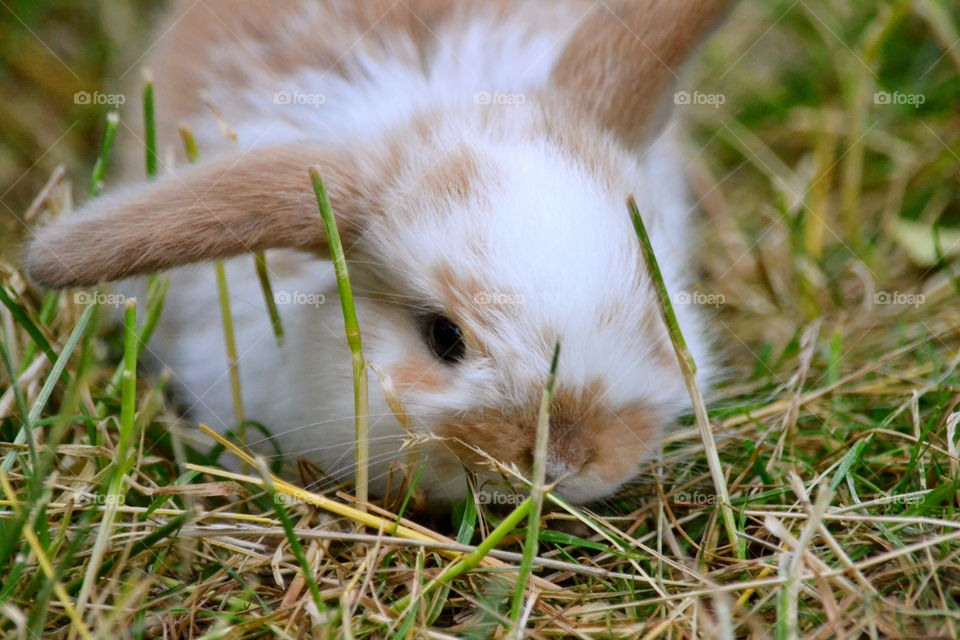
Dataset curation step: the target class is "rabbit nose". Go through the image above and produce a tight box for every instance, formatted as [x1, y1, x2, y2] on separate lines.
[541, 418, 591, 484]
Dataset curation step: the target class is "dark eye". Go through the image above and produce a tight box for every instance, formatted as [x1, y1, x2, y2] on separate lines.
[425, 315, 466, 363]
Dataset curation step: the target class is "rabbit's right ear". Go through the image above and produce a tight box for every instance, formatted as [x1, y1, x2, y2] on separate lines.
[551, 0, 730, 149]
[25, 144, 378, 288]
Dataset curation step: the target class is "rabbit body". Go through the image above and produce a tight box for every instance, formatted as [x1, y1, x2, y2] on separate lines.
[28, 0, 728, 504]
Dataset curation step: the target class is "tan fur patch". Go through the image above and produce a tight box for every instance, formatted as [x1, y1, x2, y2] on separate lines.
[26, 144, 376, 288]
[131, 0, 550, 174]
[438, 384, 660, 490]
[430, 263, 521, 348]
[421, 146, 484, 205]
[550, 0, 730, 148]
[532, 106, 624, 190]
[390, 354, 449, 395]
[437, 407, 535, 473]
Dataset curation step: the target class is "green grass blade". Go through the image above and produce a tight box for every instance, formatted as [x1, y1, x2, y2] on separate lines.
[142, 72, 158, 179]
[509, 341, 560, 627]
[394, 463, 424, 524]
[628, 196, 738, 555]
[19, 291, 61, 371]
[177, 124, 244, 429]
[257, 460, 327, 620]
[84, 514, 187, 588]
[310, 167, 369, 508]
[74, 298, 140, 620]
[829, 435, 873, 492]
[26, 303, 96, 427]
[1, 303, 95, 473]
[0, 338, 29, 440]
[88, 111, 119, 197]
[139, 276, 171, 351]
[215, 261, 245, 427]
[392, 497, 534, 615]
[0, 285, 57, 365]
[98, 276, 169, 402]
[254, 251, 285, 345]
[456, 489, 478, 545]
[178, 124, 200, 164]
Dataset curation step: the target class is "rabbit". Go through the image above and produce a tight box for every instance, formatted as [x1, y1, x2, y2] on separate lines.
[24, 0, 729, 505]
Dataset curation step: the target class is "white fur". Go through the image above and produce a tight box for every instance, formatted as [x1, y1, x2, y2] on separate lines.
[195, 5, 576, 153]
[128, 2, 712, 504]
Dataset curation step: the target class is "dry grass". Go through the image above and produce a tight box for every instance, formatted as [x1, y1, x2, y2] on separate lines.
[2, 0, 960, 638]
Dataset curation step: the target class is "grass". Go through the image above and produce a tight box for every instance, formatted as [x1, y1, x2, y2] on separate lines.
[1, 0, 960, 637]
[311, 167, 370, 511]
[630, 196, 739, 556]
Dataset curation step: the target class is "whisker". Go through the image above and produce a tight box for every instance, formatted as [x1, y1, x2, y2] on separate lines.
[246, 420, 405, 445]
[262, 436, 412, 461]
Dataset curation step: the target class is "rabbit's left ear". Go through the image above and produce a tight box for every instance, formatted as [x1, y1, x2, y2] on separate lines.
[550, 0, 730, 148]
[24, 144, 379, 288]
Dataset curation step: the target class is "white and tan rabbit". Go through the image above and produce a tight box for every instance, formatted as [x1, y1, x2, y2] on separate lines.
[25, 0, 729, 504]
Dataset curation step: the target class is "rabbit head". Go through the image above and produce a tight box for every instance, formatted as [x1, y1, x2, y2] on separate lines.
[24, 0, 727, 504]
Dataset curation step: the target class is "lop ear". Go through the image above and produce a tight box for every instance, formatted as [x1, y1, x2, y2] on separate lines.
[551, 0, 730, 148]
[25, 144, 377, 288]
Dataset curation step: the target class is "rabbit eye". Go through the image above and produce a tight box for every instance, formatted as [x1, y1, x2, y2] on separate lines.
[425, 315, 466, 363]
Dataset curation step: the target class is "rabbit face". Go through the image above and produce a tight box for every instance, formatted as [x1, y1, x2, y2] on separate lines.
[333, 109, 701, 503]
